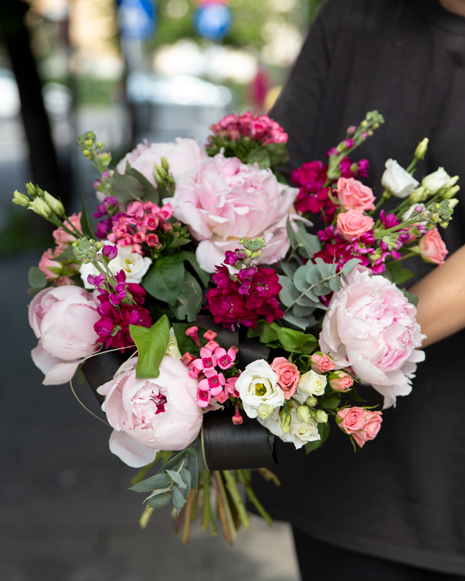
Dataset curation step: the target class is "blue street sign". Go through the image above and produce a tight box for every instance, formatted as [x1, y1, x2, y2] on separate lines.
[194, 3, 232, 41]
[118, 0, 156, 40]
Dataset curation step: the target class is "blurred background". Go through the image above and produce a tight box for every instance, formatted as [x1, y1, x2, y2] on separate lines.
[0, 1, 322, 579]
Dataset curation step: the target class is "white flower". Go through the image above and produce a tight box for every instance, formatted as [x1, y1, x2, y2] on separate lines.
[165, 328, 181, 359]
[401, 203, 426, 223]
[298, 370, 327, 396]
[381, 159, 419, 198]
[289, 412, 320, 449]
[80, 243, 152, 289]
[422, 167, 451, 193]
[236, 360, 284, 419]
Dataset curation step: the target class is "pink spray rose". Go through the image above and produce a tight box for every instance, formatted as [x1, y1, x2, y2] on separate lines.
[52, 213, 82, 252]
[336, 177, 376, 212]
[270, 357, 300, 399]
[310, 352, 335, 374]
[337, 407, 383, 448]
[116, 137, 207, 186]
[166, 153, 299, 272]
[29, 286, 102, 385]
[328, 370, 354, 391]
[319, 267, 425, 408]
[337, 210, 374, 242]
[419, 228, 448, 266]
[97, 357, 203, 468]
[38, 249, 63, 280]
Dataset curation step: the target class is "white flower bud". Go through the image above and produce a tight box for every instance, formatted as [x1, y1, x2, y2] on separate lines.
[382, 159, 419, 198]
[306, 395, 318, 407]
[414, 138, 429, 160]
[257, 403, 275, 419]
[28, 197, 52, 218]
[448, 199, 459, 210]
[44, 192, 65, 216]
[12, 190, 30, 207]
[297, 405, 312, 423]
[315, 410, 328, 423]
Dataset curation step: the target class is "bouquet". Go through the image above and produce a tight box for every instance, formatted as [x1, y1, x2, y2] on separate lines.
[15, 110, 459, 543]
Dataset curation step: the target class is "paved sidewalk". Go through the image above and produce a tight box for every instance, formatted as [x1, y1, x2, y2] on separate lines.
[0, 254, 300, 581]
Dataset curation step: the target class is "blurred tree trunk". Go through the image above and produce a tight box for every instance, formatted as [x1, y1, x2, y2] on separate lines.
[0, 0, 66, 203]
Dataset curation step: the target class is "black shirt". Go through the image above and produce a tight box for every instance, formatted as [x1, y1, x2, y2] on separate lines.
[255, 0, 465, 575]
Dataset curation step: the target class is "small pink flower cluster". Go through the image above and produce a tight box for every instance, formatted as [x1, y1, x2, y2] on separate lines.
[336, 407, 383, 448]
[209, 112, 288, 145]
[106, 201, 174, 254]
[184, 328, 239, 408]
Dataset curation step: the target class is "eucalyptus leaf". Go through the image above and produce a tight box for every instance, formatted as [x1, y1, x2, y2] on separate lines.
[147, 491, 171, 509]
[112, 171, 145, 203]
[28, 266, 47, 290]
[172, 485, 187, 513]
[185, 450, 199, 490]
[292, 303, 315, 318]
[181, 251, 210, 287]
[166, 469, 187, 490]
[315, 257, 333, 280]
[281, 260, 299, 278]
[143, 254, 185, 306]
[328, 275, 342, 292]
[296, 230, 321, 258]
[162, 450, 187, 473]
[130, 314, 170, 379]
[80, 196, 96, 239]
[341, 258, 361, 277]
[278, 276, 301, 307]
[129, 473, 172, 493]
[144, 487, 171, 502]
[282, 312, 309, 331]
[286, 215, 297, 249]
[180, 468, 192, 496]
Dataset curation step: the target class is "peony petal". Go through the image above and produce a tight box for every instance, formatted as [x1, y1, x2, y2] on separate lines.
[43, 360, 80, 385]
[109, 430, 157, 467]
[196, 240, 227, 273]
[31, 342, 61, 375]
[64, 303, 101, 345]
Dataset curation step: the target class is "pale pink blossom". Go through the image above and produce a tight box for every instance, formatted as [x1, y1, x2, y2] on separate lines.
[419, 228, 448, 266]
[38, 249, 63, 280]
[52, 213, 82, 252]
[336, 177, 376, 212]
[337, 407, 383, 448]
[29, 286, 101, 385]
[319, 268, 425, 408]
[97, 357, 203, 467]
[310, 353, 335, 374]
[166, 153, 299, 272]
[116, 138, 207, 186]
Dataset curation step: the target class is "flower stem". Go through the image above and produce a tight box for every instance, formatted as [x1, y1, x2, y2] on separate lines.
[203, 470, 218, 535]
[182, 488, 196, 544]
[215, 471, 237, 541]
[237, 470, 273, 526]
[222, 470, 250, 530]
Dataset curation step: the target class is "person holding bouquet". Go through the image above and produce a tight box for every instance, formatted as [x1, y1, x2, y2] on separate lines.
[256, 0, 465, 578]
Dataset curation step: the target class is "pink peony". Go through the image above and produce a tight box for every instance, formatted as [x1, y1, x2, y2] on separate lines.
[116, 137, 207, 187]
[52, 213, 82, 252]
[337, 407, 383, 448]
[167, 154, 299, 272]
[310, 353, 335, 374]
[29, 286, 102, 385]
[419, 228, 448, 266]
[319, 268, 425, 408]
[97, 357, 203, 467]
[270, 357, 300, 399]
[337, 210, 374, 242]
[336, 177, 376, 212]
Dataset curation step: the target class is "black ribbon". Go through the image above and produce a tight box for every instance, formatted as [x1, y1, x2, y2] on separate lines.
[81, 350, 129, 404]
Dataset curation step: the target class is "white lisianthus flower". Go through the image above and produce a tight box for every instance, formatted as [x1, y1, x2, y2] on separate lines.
[236, 360, 284, 419]
[422, 167, 450, 193]
[298, 370, 327, 396]
[165, 328, 182, 359]
[381, 159, 419, 198]
[80, 243, 152, 289]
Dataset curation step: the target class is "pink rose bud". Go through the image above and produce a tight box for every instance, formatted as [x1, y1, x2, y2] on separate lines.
[419, 228, 448, 266]
[336, 177, 376, 212]
[310, 353, 335, 374]
[337, 406, 366, 434]
[328, 370, 354, 391]
[337, 210, 375, 242]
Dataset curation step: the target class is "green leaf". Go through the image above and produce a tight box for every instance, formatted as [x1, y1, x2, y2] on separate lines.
[129, 473, 172, 493]
[282, 312, 309, 331]
[129, 315, 170, 379]
[278, 276, 301, 307]
[401, 289, 419, 307]
[80, 195, 96, 239]
[144, 487, 171, 502]
[304, 423, 330, 454]
[172, 271, 203, 322]
[54, 245, 76, 262]
[147, 491, 171, 509]
[281, 259, 299, 279]
[172, 485, 187, 513]
[185, 450, 198, 490]
[180, 468, 192, 496]
[264, 142, 289, 167]
[125, 163, 159, 204]
[304, 439, 323, 454]
[143, 254, 185, 306]
[386, 261, 415, 285]
[286, 215, 297, 249]
[162, 451, 187, 473]
[166, 469, 187, 489]
[273, 324, 316, 351]
[341, 258, 361, 277]
[28, 266, 47, 290]
[295, 230, 321, 259]
[348, 384, 366, 403]
[319, 394, 341, 410]
[315, 257, 333, 280]
[181, 251, 210, 288]
[172, 323, 208, 358]
[112, 171, 145, 204]
[245, 146, 271, 169]
[292, 303, 315, 318]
